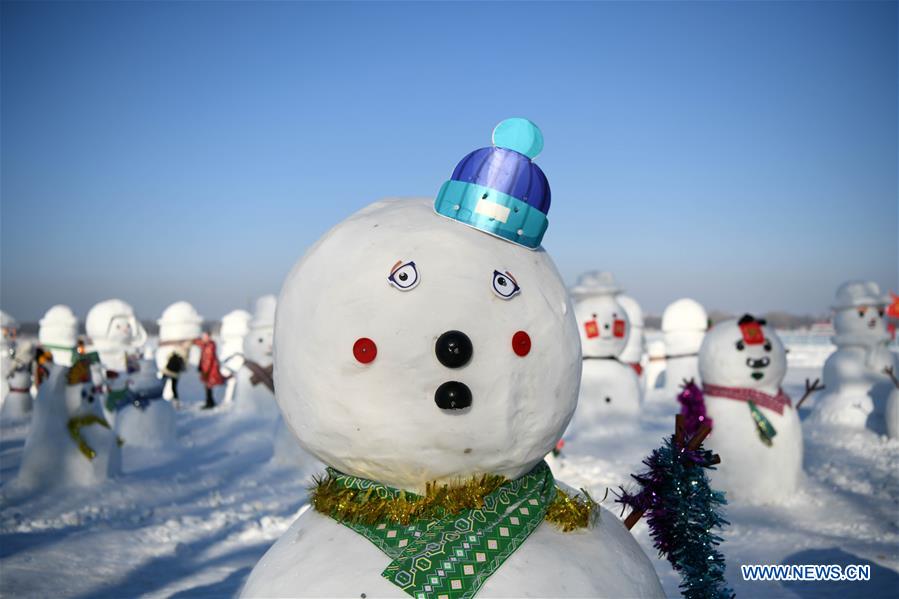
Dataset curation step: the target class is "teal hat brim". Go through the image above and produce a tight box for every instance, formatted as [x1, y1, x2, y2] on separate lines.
[434, 180, 548, 250]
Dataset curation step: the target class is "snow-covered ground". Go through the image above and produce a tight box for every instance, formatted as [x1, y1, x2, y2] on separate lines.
[1, 342, 897, 598]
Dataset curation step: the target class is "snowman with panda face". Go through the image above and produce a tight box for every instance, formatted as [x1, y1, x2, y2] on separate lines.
[242, 119, 664, 598]
[813, 281, 898, 430]
[699, 315, 802, 503]
[567, 272, 642, 435]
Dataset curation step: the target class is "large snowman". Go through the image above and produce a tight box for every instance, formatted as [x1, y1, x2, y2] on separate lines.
[243, 119, 663, 598]
[568, 272, 642, 429]
[85, 299, 148, 417]
[656, 298, 708, 396]
[38, 305, 80, 366]
[218, 309, 252, 404]
[813, 281, 898, 430]
[699, 315, 802, 503]
[231, 295, 278, 417]
[15, 360, 121, 490]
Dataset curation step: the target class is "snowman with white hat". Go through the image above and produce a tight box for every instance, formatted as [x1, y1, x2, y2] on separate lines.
[242, 119, 663, 598]
[813, 280, 898, 430]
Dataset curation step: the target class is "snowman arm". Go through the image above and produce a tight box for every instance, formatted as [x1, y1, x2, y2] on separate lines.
[885, 366, 899, 389]
[795, 378, 826, 408]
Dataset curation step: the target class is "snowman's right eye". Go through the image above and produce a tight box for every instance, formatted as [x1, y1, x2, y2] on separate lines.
[735, 340, 745, 351]
[388, 260, 419, 291]
[858, 308, 867, 317]
[492, 270, 521, 299]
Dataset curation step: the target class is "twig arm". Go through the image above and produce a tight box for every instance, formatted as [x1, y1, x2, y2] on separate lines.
[796, 378, 825, 409]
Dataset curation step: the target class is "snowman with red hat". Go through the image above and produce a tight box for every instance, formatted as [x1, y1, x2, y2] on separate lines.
[695, 314, 803, 503]
[242, 119, 664, 598]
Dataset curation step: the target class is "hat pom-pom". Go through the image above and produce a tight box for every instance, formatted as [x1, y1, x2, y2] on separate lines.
[492, 118, 543, 159]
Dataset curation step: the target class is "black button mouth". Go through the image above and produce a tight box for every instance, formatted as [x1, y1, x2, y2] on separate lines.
[435, 330, 473, 369]
[751, 372, 764, 381]
[435, 381, 472, 411]
[746, 356, 770, 369]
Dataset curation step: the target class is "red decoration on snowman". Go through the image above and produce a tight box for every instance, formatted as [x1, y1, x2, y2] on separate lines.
[738, 317, 765, 345]
[584, 320, 599, 339]
[613, 319, 627, 338]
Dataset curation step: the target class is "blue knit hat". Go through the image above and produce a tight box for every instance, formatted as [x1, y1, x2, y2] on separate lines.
[434, 118, 550, 249]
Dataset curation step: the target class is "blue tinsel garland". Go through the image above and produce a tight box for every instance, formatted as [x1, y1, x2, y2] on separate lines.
[618, 424, 734, 599]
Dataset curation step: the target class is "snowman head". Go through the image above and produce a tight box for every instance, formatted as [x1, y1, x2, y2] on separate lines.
[86, 299, 147, 349]
[244, 296, 276, 364]
[574, 294, 630, 358]
[698, 315, 786, 393]
[831, 281, 890, 344]
[275, 120, 580, 491]
[157, 301, 203, 343]
[39, 305, 79, 348]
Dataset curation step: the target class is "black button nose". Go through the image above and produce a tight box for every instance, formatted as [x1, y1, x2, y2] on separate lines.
[435, 330, 473, 368]
[435, 381, 472, 410]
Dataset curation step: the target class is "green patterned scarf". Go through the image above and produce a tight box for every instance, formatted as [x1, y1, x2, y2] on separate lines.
[314, 461, 561, 599]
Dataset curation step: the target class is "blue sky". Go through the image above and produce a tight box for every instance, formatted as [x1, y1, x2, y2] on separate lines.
[2, 1, 896, 322]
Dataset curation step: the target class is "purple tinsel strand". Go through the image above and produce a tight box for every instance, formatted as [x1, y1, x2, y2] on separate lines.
[677, 381, 712, 438]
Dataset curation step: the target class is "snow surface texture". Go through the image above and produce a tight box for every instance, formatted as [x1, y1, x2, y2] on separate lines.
[12, 364, 121, 491]
[700, 319, 803, 503]
[814, 282, 898, 432]
[1, 338, 898, 597]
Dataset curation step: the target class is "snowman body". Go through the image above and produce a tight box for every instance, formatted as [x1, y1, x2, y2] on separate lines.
[568, 290, 641, 432]
[616, 294, 646, 376]
[243, 198, 662, 598]
[814, 281, 898, 429]
[16, 364, 121, 490]
[2, 365, 33, 421]
[232, 296, 278, 417]
[244, 502, 662, 598]
[154, 301, 203, 382]
[38, 304, 79, 366]
[700, 318, 802, 503]
[657, 298, 707, 395]
[643, 340, 667, 395]
[1, 311, 17, 401]
[114, 359, 176, 448]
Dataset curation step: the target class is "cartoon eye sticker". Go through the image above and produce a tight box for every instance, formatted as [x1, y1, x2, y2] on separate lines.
[388, 260, 420, 291]
[492, 270, 521, 299]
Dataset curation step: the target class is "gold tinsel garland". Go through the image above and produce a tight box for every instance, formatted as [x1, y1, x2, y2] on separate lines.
[310, 471, 596, 532]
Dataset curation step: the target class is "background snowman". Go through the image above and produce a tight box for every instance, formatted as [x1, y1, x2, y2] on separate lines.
[231, 295, 277, 417]
[568, 271, 643, 431]
[698, 315, 803, 503]
[813, 280, 898, 431]
[242, 119, 663, 598]
[656, 297, 708, 396]
[38, 304, 80, 367]
[218, 308, 252, 405]
[155, 301, 204, 402]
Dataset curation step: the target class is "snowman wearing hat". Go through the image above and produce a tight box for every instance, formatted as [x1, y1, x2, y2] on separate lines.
[242, 119, 663, 598]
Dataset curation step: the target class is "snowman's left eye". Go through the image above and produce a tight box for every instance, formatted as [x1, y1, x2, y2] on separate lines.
[388, 260, 419, 291]
[492, 270, 520, 299]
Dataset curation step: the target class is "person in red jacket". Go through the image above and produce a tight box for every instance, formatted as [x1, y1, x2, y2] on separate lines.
[194, 332, 226, 409]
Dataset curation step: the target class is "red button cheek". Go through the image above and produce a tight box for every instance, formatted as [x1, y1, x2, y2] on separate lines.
[353, 337, 377, 364]
[512, 331, 531, 357]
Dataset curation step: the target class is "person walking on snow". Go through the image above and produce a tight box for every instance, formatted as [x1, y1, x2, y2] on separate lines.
[194, 332, 225, 409]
